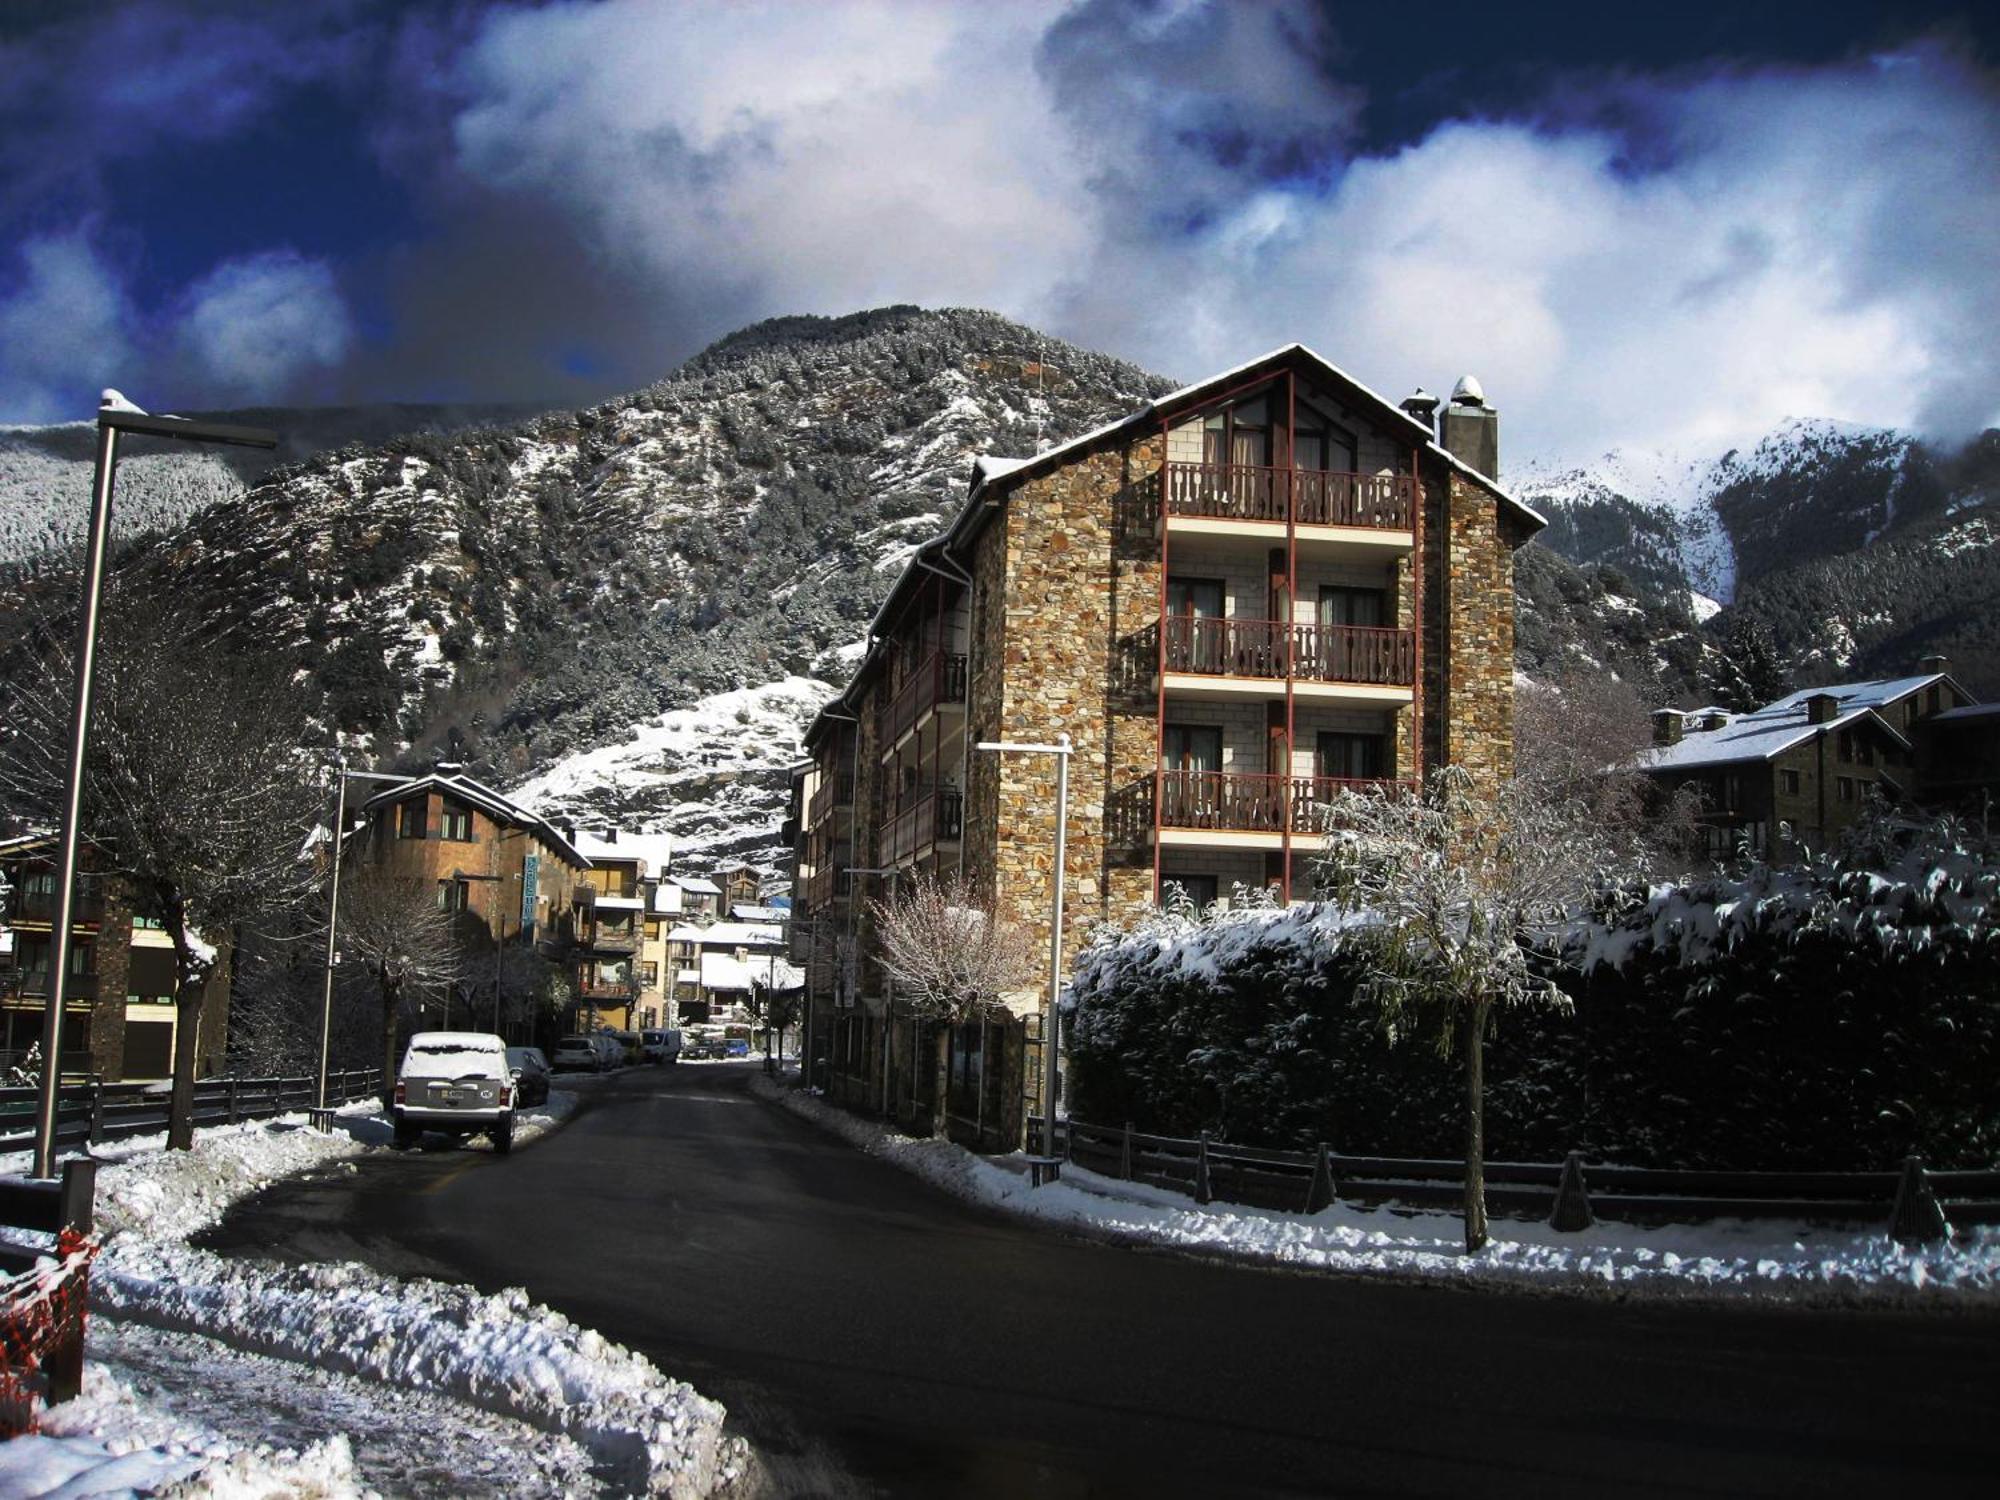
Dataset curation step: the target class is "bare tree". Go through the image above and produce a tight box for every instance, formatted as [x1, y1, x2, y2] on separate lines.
[1516, 666, 1708, 869]
[1318, 766, 1636, 1252]
[336, 869, 462, 1103]
[870, 874, 1036, 1134]
[0, 603, 318, 1149]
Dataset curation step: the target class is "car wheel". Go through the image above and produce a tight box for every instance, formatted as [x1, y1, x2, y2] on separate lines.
[492, 1119, 514, 1155]
[393, 1118, 417, 1151]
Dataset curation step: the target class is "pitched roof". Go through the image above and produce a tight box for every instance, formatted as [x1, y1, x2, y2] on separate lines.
[572, 828, 674, 874]
[1759, 674, 1957, 716]
[958, 342, 1547, 535]
[667, 920, 783, 947]
[1638, 699, 1911, 773]
[358, 771, 587, 868]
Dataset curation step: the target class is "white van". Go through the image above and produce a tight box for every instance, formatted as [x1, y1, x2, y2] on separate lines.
[641, 1028, 682, 1065]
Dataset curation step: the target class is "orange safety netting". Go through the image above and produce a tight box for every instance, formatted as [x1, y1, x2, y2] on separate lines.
[0, 1228, 100, 1439]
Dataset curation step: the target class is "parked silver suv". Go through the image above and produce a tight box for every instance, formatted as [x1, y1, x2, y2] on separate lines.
[393, 1031, 515, 1153]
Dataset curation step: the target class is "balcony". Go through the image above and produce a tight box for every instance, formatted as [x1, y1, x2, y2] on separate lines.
[580, 924, 639, 954]
[884, 786, 964, 866]
[1157, 771, 1407, 841]
[803, 862, 850, 912]
[807, 769, 854, 830]
[885, 651, 968, 748]
[6, 887, 106, 926]
[1162, 618, 1415, 700]
[1164, 463, 1414, 528]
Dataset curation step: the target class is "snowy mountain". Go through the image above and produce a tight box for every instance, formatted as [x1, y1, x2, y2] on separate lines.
[0, 402, 541, 565]
[0, 308, 1171, 874]
[1513, 420, 2000, 704]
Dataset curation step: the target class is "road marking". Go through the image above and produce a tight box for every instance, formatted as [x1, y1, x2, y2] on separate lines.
[418, 1160, 479, 1196]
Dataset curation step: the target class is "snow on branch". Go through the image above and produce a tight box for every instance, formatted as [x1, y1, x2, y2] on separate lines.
[869, 873, 1036, 1022]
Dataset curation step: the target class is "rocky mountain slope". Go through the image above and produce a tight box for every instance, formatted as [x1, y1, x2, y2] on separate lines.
[1512, 421, 2000, 707]
[0, 401, 540, 564]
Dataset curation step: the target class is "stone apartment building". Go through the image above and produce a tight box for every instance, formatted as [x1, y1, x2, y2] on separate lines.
[571, 829, 674, 1032]
[349, 769, 590, 1037]
[0, 834, 230, 1081]
[1638, 660, 1979, 855]
[791, 344, 1544, 1147]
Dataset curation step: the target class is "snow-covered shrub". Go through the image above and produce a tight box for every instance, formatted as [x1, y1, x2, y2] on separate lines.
[1069, 810, 2000, 1171]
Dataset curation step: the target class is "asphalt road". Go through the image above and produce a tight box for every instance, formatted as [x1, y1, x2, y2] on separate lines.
[202, 1064, 2000, 1498]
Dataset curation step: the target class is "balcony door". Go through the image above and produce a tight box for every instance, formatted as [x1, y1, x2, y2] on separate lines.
[1318, 731, 1386, 783]
[1166, 577, 1224, 674]
[1202, 396, 1274, 517]
[1161, 724, 1224, 828]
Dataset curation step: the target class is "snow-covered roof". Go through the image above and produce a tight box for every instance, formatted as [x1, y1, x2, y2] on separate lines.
[1759, 674, 1952, 717]
[1931, 702, 2000, 725]
[671, 875, 721, 896]
[730, 904, 789, 923]
[652, 883, 684, 914]
[667, 921, 783, 947]
[572, 828, 675, 873]
[594, 895, 645, 911]
[1638, 699, 1909, 773]
[699, 952, 759, 993]
[359, 771, 588, 868]
[753, 958, 806, 991]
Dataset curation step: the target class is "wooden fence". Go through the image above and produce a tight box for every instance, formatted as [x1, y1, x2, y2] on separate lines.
[0, 1070, 383, 1159]
[1036, 1117, 2000, 1243]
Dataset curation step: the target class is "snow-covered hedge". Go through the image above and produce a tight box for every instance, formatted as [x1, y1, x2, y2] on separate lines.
[1068, 822, 2000, 1170]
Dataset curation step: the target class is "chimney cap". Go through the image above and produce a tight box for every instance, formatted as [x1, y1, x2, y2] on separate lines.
[434, 759, 464, 774]
[1450, 374, 1486, 407]
[1400, 386, 1440, 421]
[1919, 652, 1950, 676]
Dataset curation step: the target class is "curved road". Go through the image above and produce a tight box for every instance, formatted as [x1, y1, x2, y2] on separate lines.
[204, 1064, 2000, 1498]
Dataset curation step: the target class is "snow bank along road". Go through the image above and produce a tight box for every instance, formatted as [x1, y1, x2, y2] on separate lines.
[205, 1064, 2000, 1498]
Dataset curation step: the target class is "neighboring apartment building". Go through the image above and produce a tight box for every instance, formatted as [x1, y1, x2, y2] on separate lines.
[1638, 660, 1977, 855]
[572, 830, 675, 1032]
[0, 835, 230, 1081]
[792, 345, 1544, 1146]
[665, 919, 787, 1025]
[350, 768, 590, 1037]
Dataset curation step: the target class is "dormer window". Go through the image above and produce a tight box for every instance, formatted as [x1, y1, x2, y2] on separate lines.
[398, 800, 427, 840]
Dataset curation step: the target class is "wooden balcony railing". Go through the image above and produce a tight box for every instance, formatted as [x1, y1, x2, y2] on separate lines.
[1163, 463, 1415, 530]
[803, 862, 850, 912]
[580, 924, 639, 954]
[807, 769, 853, 830]
[885, 787, 964, 865]
[1162, 618, 1416, 687]
[6, 888, 106, 926]
[885, 651, 968, 744]
[1158, 771, 1408, 834]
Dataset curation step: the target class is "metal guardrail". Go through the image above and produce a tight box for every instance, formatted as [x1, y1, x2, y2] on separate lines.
[1035, 1117, 1999, 1239]
[0, 1069, 383, 1157]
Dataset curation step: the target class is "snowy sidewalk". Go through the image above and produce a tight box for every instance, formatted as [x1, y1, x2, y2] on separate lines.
[754, 1077, 2000, 1309]
[1, 1086, 742, 1497]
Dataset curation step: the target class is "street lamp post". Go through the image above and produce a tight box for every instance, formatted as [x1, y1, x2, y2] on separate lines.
[316, 766, 408, 1121]
[975, 734, 1071, 1165]
[32, 392, 277, 1180]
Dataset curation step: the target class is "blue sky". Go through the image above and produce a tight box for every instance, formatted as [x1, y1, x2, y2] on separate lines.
[2, 1, 1996, 465]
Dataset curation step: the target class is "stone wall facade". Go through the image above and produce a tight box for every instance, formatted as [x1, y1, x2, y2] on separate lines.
[1426, 470, 1522, 790]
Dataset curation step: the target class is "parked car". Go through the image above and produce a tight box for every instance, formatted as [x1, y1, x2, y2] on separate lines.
[682, 1035, 724, 1060]
[393, 1031, 514, 1153]
[724, 1039, 750, 1059]
[606, 1030, 643, 1066]
[551, 1035, 603, 1073]
[505, 1046, 551, 1106]
[592, 1032, 627, 1070]
[641, 1028, 682, 1065]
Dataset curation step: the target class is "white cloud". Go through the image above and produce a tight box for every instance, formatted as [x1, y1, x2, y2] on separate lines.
[431, 3, 1999, 464]
[0, 230, 136, 423]
[174, 250, 353, 400]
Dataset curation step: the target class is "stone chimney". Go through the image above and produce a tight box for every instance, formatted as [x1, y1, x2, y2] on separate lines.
[1398, 387, 1440, 436]
[1651, 708, 1685, 746]
[1919, 653, 1950, 677]
[1439, 375, 1499, 480]
[1806, 692, 1841, 724]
